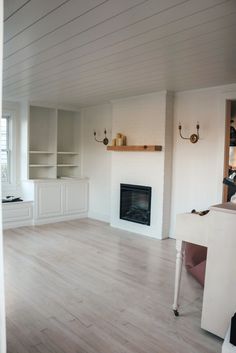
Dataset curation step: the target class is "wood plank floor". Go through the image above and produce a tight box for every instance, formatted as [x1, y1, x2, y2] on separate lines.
[3, 219, 222, 353]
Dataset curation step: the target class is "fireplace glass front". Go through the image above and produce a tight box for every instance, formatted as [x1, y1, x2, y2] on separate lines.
[120, 184, 152, 225]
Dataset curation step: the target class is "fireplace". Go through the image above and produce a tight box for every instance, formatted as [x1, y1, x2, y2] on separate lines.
[120, 184, 152, 225]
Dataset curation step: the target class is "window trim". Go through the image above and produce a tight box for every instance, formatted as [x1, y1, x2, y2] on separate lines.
[1, 110, 17, 186]
[1, 115, 10, 183]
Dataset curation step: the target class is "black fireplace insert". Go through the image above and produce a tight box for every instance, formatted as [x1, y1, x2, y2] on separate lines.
[120, 184, 152, 225]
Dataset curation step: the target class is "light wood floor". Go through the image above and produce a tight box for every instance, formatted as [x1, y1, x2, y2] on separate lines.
[4, 219, 222, 353]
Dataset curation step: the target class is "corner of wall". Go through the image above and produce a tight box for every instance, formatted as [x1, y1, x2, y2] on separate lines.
[80, 104, 112, 222]
[162, 93, 174, 238]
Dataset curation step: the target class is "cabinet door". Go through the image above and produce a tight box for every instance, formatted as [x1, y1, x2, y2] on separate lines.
[64, 181, 88, 215]
[36, 183, 63, 219]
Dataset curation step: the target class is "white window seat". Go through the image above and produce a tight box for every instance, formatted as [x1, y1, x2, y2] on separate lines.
[2, 201, 33, 229]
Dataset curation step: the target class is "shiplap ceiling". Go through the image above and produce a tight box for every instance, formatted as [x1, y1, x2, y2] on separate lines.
[3, 0, 236, 108]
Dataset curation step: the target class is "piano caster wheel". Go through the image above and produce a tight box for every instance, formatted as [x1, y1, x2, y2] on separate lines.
[173, 309, 179, 317]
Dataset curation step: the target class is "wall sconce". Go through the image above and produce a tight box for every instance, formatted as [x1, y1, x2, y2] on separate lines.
[178, 122, 200, 143]
[93, 129, 109, 145]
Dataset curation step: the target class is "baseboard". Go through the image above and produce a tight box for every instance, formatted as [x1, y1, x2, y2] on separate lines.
[110, 222, 163, 240]
[33, 212, 88, 226]
[3, 220, 33, 230]
[88, 211, 110, 223]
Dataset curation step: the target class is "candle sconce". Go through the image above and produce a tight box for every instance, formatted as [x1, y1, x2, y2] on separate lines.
[93, 129, 109, 145]
[178, 122, 200, 144]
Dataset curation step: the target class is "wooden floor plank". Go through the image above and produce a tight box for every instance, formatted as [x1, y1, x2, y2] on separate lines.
[4, 219, 222, 353]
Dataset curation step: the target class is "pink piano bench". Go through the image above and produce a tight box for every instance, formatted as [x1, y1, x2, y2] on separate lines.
[185, 243, 207, 287]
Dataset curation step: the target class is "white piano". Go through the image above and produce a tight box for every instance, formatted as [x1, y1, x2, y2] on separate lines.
[173, 202, 236, 339]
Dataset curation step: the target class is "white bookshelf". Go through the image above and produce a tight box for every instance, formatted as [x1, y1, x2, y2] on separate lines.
[28, 106, 81, 179]
[29, 106, 57, 152]
[28, 106, 57, 179]
[57, 110, 80, 178]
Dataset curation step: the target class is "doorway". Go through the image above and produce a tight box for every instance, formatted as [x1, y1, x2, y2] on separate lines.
[223, 100, 236, 202]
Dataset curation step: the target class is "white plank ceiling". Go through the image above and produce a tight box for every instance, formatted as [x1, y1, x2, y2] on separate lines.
[3, 0, 236, 108]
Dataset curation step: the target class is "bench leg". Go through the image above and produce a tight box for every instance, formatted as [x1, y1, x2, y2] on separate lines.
[173, 240, 184, 316]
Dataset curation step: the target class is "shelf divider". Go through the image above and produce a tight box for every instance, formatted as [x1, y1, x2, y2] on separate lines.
[29, 165, 56, 168]
[29, 151, 55, 154]
[57, 164, 78, 167]
[57, 152, 78, 155]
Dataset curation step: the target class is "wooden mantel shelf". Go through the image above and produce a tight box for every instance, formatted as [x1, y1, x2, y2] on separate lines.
[107, 145, 162, 152]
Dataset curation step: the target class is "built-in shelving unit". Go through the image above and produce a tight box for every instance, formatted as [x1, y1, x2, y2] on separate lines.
[56, 110, 80, 178]
[28, 106, 81, 179]
[28, 106, 57, 179]
[107, 145, 162, 152]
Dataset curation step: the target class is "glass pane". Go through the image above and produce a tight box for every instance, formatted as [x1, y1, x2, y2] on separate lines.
[1, 116, 9, 183]
[120, 184, 152, 225]
[1, 117, 7, 150]
[1, 150, 8, 182]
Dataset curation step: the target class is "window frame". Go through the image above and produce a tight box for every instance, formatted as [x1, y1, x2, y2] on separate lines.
[1, 115, 10, 183]
[1, 110, 16, 187]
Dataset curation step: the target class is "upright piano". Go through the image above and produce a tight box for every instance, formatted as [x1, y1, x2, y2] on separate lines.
[173, 202, 236, 338]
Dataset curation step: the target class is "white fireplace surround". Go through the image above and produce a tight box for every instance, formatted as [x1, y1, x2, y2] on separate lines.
[110, 91, 173, 239]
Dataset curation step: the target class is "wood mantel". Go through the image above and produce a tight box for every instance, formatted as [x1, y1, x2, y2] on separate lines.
[107, 145, 162, 152]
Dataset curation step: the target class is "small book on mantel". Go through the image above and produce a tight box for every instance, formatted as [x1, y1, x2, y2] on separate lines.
[230, 313, 236, 346]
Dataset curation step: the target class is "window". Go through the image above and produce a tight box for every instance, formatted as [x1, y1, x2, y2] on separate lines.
[1, 115, 10, 183]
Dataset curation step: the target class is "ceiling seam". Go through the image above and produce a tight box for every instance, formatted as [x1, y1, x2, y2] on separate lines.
[3, 0, 227, 75]
[4, 25, 235, 95]
[4, 0, 32, 22]
[4, 0, 107, 44]
[3, 0, 146, 59]
[8, 47, 235, 100]
[4, 9, 235, 95]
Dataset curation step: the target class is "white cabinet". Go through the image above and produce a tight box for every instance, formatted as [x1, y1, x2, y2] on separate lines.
[36, 182, 63, 219]
[31, 179, 88, 224]
[64, 181, 88, 215]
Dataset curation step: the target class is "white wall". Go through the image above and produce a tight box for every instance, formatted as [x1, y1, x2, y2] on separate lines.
[162, 93, 174, 236]
[81, 104, 112, 222]
[170, 84, 236, 237]
[4, 83, 235, 242]
[110, 92, 172, 239]
[81, 84, 236, 240]
[0, 0, 6, 351]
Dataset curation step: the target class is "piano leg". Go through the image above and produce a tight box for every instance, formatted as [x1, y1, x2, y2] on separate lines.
[173, 240, 184, 316]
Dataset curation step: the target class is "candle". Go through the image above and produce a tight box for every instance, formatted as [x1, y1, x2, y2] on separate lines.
[116, 137, 123, 146]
